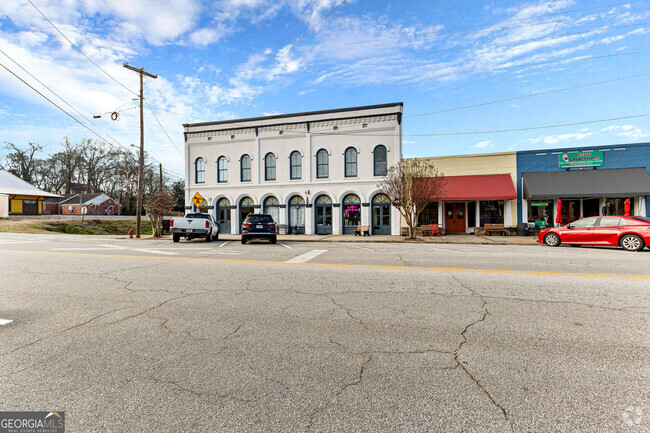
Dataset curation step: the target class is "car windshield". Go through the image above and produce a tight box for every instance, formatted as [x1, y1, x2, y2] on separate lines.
[246, 215, 273, 223]
[185, 213, 211, 220]
[633, 216, 650, 223]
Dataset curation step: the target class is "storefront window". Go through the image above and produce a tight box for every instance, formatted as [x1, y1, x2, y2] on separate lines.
[418, 202, 438, 226]
[603, 198, 635, 216]
[527, 200, 553, 227]
[342, 194, 361, 234]
[560, 199, 580, 223]
[479, 200, 504, 226]
[583, 198, 599, 218]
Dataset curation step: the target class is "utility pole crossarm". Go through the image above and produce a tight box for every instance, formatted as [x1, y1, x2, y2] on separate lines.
[123, 63, 158, 79]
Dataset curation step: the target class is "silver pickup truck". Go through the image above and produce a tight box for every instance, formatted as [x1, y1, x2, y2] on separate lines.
[170, 212, 219, 242]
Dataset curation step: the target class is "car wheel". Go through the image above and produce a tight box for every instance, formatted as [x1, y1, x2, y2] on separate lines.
[206, 233, 212, 242]
[241, 238, 246, 244]
[544, 233, 561, 247]
[271, 236, 277, 244]
[173, 234, 180, 243]
[214, 232, 219, 241]
[620, 234, 644, 251]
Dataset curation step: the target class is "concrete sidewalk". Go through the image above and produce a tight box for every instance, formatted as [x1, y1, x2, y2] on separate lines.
[212, 233, 540, 245]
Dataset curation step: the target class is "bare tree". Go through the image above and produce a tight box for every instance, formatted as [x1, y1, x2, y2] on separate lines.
[379, 160, 445, 239]
[144, 190, 175, 237]
[1, 142, 43, 183]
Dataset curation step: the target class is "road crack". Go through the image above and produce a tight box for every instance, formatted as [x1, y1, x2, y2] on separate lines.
[449, 273, 515, 432]
[307, 355, 372, 432]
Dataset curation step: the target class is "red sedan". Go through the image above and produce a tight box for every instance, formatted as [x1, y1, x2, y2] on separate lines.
[538, 216, 650, 251]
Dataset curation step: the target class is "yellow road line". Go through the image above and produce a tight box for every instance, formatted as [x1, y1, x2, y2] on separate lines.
[1, 249, 649, 280]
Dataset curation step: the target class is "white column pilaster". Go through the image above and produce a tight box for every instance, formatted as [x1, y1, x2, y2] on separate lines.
[305, 206, 314, 235]
[505, 200, 513, 226]
[307, 132, 312, 182]
[333, 206, 342, 234]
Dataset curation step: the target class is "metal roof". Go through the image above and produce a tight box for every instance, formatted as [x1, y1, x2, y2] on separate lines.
[0, 170, 61, 198]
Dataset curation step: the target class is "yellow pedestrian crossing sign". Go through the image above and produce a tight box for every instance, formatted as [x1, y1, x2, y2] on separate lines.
[192, 192, 205, 208]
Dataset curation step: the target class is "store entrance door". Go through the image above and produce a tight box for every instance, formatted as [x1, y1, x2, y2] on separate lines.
[445, 202, 466, 233]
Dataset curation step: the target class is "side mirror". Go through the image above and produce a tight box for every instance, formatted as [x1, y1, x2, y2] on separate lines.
[567, 225, 574, 229]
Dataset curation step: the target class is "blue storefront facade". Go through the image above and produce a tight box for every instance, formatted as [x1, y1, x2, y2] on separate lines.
[516, 142, 650, 226]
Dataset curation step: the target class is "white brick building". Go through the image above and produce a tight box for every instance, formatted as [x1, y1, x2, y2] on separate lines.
[183, 103, 403, 235]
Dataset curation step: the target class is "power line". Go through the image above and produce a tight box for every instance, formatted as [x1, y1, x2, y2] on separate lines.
[277, 0, 348, 57]
[342, 0, 640, 46]
[0, 60, 184, 179]
[417, 49, 650, 81]
[407, 72, 650, 119]
[299, 113, 650, 138]
[144, 100, 184, 157]
[26, 0, 139, 97]
[0, 47, 130, 152]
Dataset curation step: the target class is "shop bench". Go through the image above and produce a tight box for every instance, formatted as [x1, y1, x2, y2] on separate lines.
[484, 223, 506, 235]
[354, 225, 370, 236]
[415, 224, 445, 238]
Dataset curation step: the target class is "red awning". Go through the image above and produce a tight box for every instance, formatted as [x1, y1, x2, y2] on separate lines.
[436, 174, 517, 201]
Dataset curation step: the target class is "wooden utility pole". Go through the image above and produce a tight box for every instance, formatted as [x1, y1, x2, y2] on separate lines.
[123, 63, 157, 238]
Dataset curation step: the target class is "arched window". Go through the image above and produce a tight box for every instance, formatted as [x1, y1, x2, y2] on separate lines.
[195, 157, 205, 183]
[290, 151, 302, 180]
[217, 156, 227, 183]
[344, 147, 357, 178]
[265, 153, 276, 181]
[240, 154, 251, 182]
[316, 149, 329, 179]
[264, 196, 280, 223]
[373, 145, 387, 176]
[342, 194, 361, 234]
[288, 195, 305, 234]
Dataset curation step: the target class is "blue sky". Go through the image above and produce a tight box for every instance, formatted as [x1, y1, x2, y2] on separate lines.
[1, 0, 649, 177]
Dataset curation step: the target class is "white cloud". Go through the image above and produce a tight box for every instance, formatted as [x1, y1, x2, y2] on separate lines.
[473, 140, 491, 149]
[528, 131, 593, 144]
[600, 124, 649, 139]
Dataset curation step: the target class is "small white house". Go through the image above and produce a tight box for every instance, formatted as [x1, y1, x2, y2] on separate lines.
[183, 103, 403, 235]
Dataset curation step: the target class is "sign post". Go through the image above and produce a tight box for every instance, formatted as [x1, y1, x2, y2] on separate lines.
[192, 192, 205, 210]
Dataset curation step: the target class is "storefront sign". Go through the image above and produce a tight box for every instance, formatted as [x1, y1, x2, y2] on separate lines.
[558, 151, 603, 168]
[531, 203, 548, 207]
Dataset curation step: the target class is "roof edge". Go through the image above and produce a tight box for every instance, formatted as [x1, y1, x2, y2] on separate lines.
[183, 102, 403, 128]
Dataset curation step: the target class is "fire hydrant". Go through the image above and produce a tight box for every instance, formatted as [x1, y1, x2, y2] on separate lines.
[128, 229, 134, 239]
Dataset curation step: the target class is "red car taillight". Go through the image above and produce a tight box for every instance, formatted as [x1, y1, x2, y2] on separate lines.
[205, 221, 209, 228]
[170, 219, 174, 227]
[242, 221, 251, 226]
[269, 222, 276, 226]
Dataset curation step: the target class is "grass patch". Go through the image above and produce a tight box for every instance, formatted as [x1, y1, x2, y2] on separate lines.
[0, 218, 153, 235]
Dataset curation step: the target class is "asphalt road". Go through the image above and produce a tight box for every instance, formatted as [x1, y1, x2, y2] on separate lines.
[0, 233, 648, 432]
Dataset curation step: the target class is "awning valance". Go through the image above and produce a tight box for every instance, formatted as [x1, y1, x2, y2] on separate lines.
[434, 174, 517, 201]
[523, 167, 650, 199]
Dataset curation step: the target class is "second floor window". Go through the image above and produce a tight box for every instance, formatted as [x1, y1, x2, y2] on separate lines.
[316, 149, 329, 179]
[240, 154, 251, 182]
[217, 156, 227, 183]
[195, 157, 205, 183]
[265, 153, 276, 181]
[290, 151, 302, 180]
[374, 145, 387, 176]
[344, 147, 357, 177]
